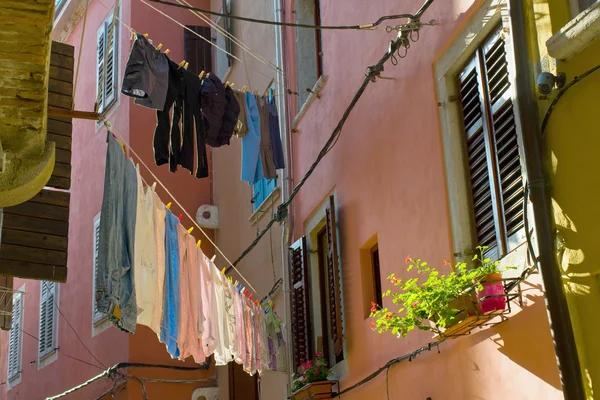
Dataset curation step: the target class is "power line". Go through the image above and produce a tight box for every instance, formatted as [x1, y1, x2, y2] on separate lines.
[225, 0, 437, 274]
[148, 0, 414, 30]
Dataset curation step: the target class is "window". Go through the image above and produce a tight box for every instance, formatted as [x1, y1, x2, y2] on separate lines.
[92, 213, 105, 324]
[96, 11, 119, 115]
[295, 0, 324, 109]
[289, 195, 344, 372]
[252, 177, 277, 212]
[223, 0, 233, 67]
[184, 26, 213, 76]
[8, 289, 24, 385]
[38, 281, 58, 361]
[371, 246, 382, 308]
[457, 25, 525, 261]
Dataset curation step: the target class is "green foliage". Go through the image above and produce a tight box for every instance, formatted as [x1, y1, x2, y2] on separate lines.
[292, 353, 332, 392]
[369, 247, 515, 338]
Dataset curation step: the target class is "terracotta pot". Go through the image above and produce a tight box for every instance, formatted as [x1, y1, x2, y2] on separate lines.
[476, 273, 506, 314]
[291, 380, 334, 400]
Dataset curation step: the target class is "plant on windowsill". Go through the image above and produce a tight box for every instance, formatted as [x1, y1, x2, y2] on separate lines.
[290, 353, 334, 400]
[369, 247, 515, 338]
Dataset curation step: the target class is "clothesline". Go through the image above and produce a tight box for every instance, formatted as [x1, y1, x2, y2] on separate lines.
[105, 122, 259, 296]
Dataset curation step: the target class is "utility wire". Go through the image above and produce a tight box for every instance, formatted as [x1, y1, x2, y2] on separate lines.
[148, 0, 414, 30]
[541, 63, 600, 135]
[225, 0, 437, 274]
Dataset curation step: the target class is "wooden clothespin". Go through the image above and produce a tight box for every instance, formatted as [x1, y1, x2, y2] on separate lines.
[253, 89, 259, 95]
[199, 70, 205, 79]
[183, 62, 189, 70]
[196, 240, 202, 248]
[187, 227, 194, 234]
[165, 49, 170, 55]
[263, 77, 275, 97]
[206, 73, 210, 78]
[225, 81, 230, 87]
[178, 60, 186, 69]
[157, 43, 163, 50]
[229, 82, 234, 88]
[241, 85, 247, 92]
[166, 202, 172, 210]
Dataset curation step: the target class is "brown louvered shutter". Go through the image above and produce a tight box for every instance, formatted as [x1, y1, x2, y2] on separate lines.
[184, 26, 213, 76]
[289, 237, 312, 371]
[325, 195, 343, 357]
[458, 25, 525, 260]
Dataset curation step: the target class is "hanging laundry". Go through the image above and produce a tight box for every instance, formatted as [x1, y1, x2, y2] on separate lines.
[212, 260, 232, 365]
[267, 91, 286, 170]
[213, 84, 241, 147]
[96, 133, 138, 334]
[121, 33, 169, 110]
[223, 278, 238, 361]
[160, 210, 181, 358]
[200, 253, 217, 358]
[233, 286, 247, 365]
[153, 58, 184, 167]
[200, 74, 227, 147]
[149, 189, 167, 337]
[241, 91, 263, 184]
[133, 169, 162, 330]
[233, 90, 249, 137]
[256, 95, 277, 180]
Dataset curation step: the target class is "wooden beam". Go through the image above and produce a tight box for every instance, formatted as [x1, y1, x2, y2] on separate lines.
[0, 260, 67, 283]
[47, 107, 99, 120]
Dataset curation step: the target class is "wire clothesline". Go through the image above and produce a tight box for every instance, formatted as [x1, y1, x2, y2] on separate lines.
[103, 122, 259, 296]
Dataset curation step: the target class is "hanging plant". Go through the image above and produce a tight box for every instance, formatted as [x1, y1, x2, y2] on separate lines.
[369, 247, 514, 338]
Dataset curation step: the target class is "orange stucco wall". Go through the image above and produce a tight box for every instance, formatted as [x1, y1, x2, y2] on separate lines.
[0, 1, 216, 399]
[281, 0, 563, 398]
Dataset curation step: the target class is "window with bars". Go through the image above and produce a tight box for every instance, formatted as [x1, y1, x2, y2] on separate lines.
[38, 282, 58, 361]
[92, 213, 105, 324]
[289, 195, 344, 372]
[8, 290, 23, 383]
[457, 25, 525, 261]
[96, 11, 119, 115]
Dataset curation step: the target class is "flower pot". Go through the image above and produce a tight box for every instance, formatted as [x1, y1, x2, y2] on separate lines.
[428, 293, 477, 334]
[476, 273, 506, 314]
[291, 380, 335, 400]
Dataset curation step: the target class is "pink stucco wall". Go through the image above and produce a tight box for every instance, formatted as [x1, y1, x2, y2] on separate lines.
[0, 0, 216, 399]
[283, 0, 563, 398]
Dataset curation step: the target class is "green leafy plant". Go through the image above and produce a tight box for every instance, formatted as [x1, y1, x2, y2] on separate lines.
[292, 353, 332, 392]
[369, 247, 514, 338]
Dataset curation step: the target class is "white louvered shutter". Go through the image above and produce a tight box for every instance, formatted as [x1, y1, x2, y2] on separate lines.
[96, 22, 106, 114]
[8, 293, 23, 380]
[103, 13, 117, 108]
[39, 282, 57, 358]
[93, 215, 104, 322]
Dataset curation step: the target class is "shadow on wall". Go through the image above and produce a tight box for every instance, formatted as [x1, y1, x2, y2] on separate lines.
[463, 280, 562, 391]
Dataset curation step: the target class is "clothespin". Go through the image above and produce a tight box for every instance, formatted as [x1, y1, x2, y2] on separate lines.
[244, 289, 249, 297]
[196, 240, 202, 248]
[253, 89, 259, 95]
[183, 62, 189, 70]
[187, 227, 194, 234]
[241, 85, 247, 92]
[254, 300, 260, 307]
[157, 43, 163, 50]
[178, 60, 186, 69]
[166, 202, 172, 210]
[206, 73, 210, 78]
[263, 77, 275, 97]
[165, 49, 170, 55]
[177, 214, 183, 221]
[221, 267, 226, 275]
[225, 81, 230, 87]
[229, 82, 234, 88]
[228, 276, 233, 284]
[151, 182, 157, 190]
[143, 33, 149, 37]
[211, 255, 217, 263]
[199, 70, 205, 79]
[248, 294, 253, 301]
[234, 280, 239, 287]
[240, 286, 245, 294]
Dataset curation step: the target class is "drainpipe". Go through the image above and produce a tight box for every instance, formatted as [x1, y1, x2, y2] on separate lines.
[508, 1, 585, 398]
[274, 0, 295, 393]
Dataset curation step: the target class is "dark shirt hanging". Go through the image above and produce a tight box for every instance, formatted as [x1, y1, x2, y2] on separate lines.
[154, 59, 184, 167]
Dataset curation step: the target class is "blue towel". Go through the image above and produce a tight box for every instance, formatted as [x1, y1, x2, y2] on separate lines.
[160, 210, 181, 358]
[241, 92, 264, 184]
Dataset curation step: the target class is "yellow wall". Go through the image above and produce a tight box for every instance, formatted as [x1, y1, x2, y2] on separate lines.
[530, 0, 600, 397]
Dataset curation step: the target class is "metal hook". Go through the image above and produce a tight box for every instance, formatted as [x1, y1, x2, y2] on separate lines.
[410, 29, 420, 42]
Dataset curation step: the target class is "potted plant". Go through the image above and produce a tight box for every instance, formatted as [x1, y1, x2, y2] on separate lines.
[290, 353, 334, 400]
[369, 247, 514, 338]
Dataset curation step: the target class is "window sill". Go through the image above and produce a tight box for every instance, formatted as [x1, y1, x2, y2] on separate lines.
[38, 349, 58, 369]
[7, 374, 21, 390]
[249, 187, 281, 226]
[547, 1, 600, 60]
[92, 314, 111, 337]
[291, 76, 327, 133]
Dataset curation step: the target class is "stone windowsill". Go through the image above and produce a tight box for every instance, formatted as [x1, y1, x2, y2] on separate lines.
[291, 76, 327, 133]
[547, 1, 600, 60]
[249, 187, 281, 226]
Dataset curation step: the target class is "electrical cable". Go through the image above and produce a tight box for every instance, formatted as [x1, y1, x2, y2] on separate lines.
[148, 0, 415, 30]
[225, 0, 437, 274]
[541, 63, 600, 135]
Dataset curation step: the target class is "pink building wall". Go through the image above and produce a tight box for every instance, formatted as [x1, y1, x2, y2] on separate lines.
[0, 0, 216, 399]
[283, 0, 563, 398]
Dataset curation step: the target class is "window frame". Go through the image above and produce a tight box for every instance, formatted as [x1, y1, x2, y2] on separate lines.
[434, 0, 530, 264]
[92, 212, 110, 336]
[96, 10, 119, 116]
[371, 245, 383, 308]
[38, 281, 59, 365]
[7, 285, 25, 388]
